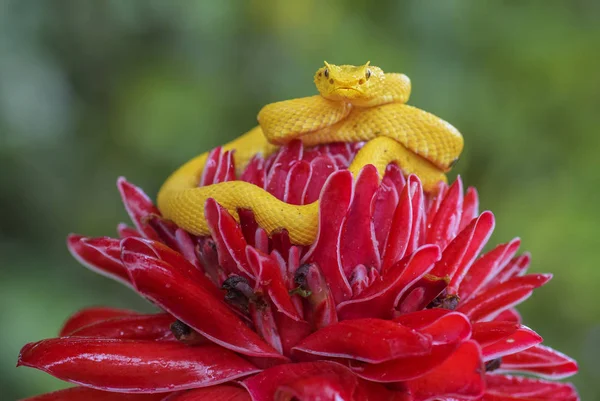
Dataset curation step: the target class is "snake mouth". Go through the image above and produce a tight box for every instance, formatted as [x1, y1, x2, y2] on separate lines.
[332, 87, 364, 97]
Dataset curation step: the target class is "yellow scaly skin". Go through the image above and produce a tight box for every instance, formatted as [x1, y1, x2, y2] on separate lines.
[157, 62, 463, 245]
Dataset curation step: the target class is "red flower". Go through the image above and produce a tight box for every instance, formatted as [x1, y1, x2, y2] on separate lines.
[17, 142, 578, 400]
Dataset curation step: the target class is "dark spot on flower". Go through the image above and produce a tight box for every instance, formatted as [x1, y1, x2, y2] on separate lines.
[170, 320, 205, 345]
[427, 292, 460, 310]
[289, 264, 312, 297]
[485, 358, 502, 372]
[223, 275, 266, 311]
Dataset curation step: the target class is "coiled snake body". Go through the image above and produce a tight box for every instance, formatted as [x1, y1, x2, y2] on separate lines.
[157, 62, 463, 245]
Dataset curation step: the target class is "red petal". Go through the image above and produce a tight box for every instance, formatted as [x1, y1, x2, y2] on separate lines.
[372, 167, 401, 256]
[299, 262, 338, 330]
[459, 239, 521, 303]
[18, 338, 260, 393]
[350, 310, 472, 382]
[284, 161, 311, 205]
[242, 361, 398, 401]
[200, 147, 221, 186]
[425, 177, 463, 251]
[240, 155, 267, 189]
[337, 245, 441, 320]
[340, 165, 381, 274]
[302, 170, 353, 303]
[432, 212, 495, 294]
[69, 313, 176, 341]
[121, 237, 222, 299]
[67, 234, 131, 287]
[142, 215, 180, 251]
[246, 247, 302, 322]
[485, 374, 579, 400]
[382, 176, 424, 272]
[406, 340, 485, 401]
[274, 374, 354, 401]
[205, 199, 254, 278]
[163, 385, 251, 401]
[117, 178, 160, 240]
[458, 274, 551, 322]
[60, 307, 139, 336]
[490, 253, 532, 287]
[395, 309, 472, 345]
[242, 361, 353, 401]
[293, 318, 431, 363]
[214, 150, 236, 184]
[459, 186, 479, 232]
[350, 342, 460, 382]
[475, 323, 542, 361]
[19, 387, 167, 401]
[266, 141, 303, 200]
[303, 156, 337, 204]
[498, 344, 578, 379]
[493, 308, 522, 324]
[121, 242, 283, 359]
[117, 223, 141, 238]
[275, 307, 312, 357]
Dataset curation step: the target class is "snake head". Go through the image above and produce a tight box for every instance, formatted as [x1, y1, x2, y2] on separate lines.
[314, 61, 385, 105]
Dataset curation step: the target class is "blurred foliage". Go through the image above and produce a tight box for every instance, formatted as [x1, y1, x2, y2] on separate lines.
[1, 0, 599, 399]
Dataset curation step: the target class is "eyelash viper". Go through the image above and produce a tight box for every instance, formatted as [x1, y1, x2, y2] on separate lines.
[156, 62, 463, 245]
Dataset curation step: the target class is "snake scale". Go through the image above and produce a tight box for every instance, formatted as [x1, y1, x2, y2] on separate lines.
[157, 62, 463, 245]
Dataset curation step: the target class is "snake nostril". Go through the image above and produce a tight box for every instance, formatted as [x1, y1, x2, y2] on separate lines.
[359, 79, 365, 85]
[329, 79, 334, 84]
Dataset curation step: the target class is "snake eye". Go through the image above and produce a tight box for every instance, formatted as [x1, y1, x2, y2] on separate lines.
[365, 69, 372, 80]
[324, 68, 329, 78]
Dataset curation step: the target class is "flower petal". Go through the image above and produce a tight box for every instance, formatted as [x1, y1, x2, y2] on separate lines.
[121, 241, 284, 359]
[246, 246, 302, 322]
[475, 323, 542, 361]
[68, 313, 176, 341]
[292, 318, 431, 363]
[459, 186, 479, 232]
[382, 176, 424, 272]
[19, 387, 167, 401]
[284, 160, 311, 205]
[67, 235, 131, 287]
[121, 237, 222, 299]
[394, 309, 472, 345]
[204, 199, 254, 278]
[60, 307, 139, 336]
[117, 178, 161, 240]
[302, 170, 353, 303]
[372, 166, 401, 256]
[459, 238, 521, 303]
[350, 343, 461, 382]
[433, 211, 496, 294]
[340, 165, 381, 274]
[18, 338, 260, 393]
[485, 374, 579, 400]
[498, 344, 579, 379]
[351, 310, 471, 382]
[458, 274, 551, 322]
[242, 361, 398, 401]
[242, 361, 353, 401]
[163, 385, 251, 401]
[337, 245, 441, 320]
[405, 340, 485, 401]
[240, 154, 267, 188]
[425, 177, 463, 251]
[303, 156, 337, 204]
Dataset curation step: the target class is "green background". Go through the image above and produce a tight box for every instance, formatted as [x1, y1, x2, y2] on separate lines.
[1, 1, 598, 399]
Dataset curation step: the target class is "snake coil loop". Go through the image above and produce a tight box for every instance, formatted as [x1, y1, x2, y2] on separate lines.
[157, 62, 463, 245]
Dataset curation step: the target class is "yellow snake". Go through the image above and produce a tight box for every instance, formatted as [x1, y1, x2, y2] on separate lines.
[157, 62, 463, 245]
